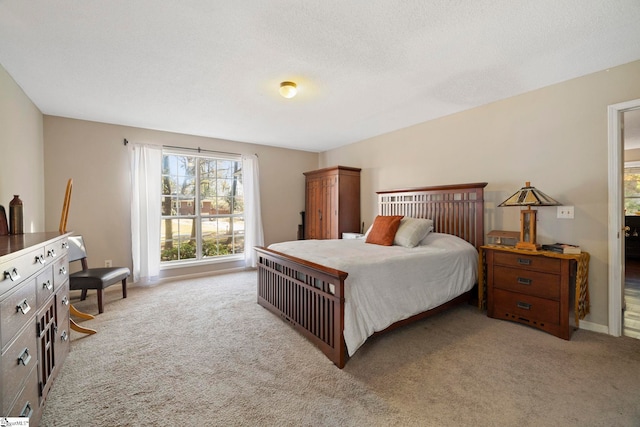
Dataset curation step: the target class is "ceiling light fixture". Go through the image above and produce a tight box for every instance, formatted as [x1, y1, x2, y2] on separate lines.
[279, 81, 297, 98]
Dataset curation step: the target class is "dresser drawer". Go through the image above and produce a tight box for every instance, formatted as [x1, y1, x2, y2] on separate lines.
[55, 303, 70, 373]
[53, 255, 69, 288]
[493, 251, 561, 274]
[57, 280, 70, 316]
[1, 280, 37, 350]
[0, 247, 45, 296]
[45, 236, 69, 262]
[6, 364, 39, 419]
[1, 322, 38, 412]
[493, 288, 560, 325]
[493, 265, 561, 300]
[36, 267, 55, 308]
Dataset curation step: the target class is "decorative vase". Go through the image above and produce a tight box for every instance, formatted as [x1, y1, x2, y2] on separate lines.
[0, 205, 8, 236]
[9, 195, 24, 235]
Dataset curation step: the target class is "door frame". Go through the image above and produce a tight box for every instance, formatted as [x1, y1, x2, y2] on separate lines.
[608, 98, 640, 337]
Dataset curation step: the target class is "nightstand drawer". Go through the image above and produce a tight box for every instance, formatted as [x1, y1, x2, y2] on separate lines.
[493, 288, 559, 325]
[493, 251, 560, 274]
[493, 266, 560, 300]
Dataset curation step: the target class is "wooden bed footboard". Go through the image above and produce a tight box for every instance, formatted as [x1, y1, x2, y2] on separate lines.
[255, 246, 349, 368]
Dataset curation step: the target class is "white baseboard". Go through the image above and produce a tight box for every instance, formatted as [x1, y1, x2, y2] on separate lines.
[578, 319, 609, 335]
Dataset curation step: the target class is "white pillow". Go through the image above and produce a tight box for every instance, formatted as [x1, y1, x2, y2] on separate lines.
[393, 218, 433, 248]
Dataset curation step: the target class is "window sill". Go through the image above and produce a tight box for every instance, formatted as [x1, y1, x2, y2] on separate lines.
[160, 254, 243, 270]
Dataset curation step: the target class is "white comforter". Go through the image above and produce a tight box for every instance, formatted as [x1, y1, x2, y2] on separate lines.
[268, 233, 478, 356]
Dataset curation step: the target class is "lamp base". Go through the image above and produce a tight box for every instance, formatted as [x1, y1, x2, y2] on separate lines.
[516, 241, 539, 251]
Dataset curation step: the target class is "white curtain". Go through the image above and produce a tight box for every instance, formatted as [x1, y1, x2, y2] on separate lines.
[242, 154, 264, 268]
[130, 143, 162, 283]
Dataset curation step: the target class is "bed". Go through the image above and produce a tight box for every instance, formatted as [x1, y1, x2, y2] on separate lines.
[255, 182, 487, 368]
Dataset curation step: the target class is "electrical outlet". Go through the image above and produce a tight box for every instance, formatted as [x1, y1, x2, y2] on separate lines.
[105, 259, 112, 267]
[557, 206, 575, 219]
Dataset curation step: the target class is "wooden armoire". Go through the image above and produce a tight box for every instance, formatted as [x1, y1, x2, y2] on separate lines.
[304, 166, 361, 239]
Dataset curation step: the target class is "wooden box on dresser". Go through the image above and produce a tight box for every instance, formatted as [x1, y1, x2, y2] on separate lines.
[483, 246, 578, 340]
[304, 166, 361, 240]
[1, 232, 71, 425]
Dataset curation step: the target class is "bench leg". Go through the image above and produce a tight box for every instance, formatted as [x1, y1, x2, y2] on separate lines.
[122, 278, 127, 299]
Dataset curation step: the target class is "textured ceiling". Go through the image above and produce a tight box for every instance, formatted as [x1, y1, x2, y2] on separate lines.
[1, 1, 640, 152]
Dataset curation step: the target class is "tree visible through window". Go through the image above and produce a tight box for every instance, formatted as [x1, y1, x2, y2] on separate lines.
[161, 150, 244, 263]
[625, 166, 640, 214]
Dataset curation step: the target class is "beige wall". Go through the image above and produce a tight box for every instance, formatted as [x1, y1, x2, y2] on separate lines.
[320, 60, 640, 328]
[43, 116, 318, 279]
[0, 64, 45, 231]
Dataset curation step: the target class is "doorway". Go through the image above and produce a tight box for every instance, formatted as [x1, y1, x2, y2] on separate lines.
[622, 109, 640, 338]
[608, 99, 640, 338]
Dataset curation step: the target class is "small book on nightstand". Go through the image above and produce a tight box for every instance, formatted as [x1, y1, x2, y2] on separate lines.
[541, 243, 581, 254]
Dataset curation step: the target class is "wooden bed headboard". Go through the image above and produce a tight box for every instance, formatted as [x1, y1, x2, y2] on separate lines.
[377, 182, 488, 250]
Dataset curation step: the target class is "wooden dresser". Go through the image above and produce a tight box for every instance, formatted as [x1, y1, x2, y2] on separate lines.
[304, 166, 361, 240]
[1, 232, 71, 424]
[483, 245, 587, 340]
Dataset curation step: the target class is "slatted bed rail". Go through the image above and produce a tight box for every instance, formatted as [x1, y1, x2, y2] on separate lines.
[255, 247, 349, 368]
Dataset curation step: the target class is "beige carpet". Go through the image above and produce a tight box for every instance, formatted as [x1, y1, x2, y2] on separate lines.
[41, 271, 640, 426]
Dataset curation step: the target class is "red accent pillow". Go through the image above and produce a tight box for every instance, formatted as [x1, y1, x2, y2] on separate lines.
[365, 215, 404, 246]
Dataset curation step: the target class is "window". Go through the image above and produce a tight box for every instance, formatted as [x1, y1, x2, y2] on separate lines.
[625, 166, 640, 215]
[160, 150, 244, 263]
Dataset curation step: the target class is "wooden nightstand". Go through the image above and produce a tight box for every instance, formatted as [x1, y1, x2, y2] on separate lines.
[479, 245, 590, 340]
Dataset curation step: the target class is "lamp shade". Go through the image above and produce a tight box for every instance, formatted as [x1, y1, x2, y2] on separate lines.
[279, 81, 297, 98]
[498, 182, 559, 207]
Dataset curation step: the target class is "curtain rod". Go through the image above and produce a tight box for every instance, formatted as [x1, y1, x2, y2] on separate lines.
[123, 139, 248, 157]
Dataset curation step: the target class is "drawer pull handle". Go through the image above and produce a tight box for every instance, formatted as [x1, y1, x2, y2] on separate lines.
[517, 277, 532, 285]
[62, 296, 70, 306]
[4, 268, 20, 281]
[36, 254, 46, 264]
[18, 348, 32, 366]
[61, 330, 68, 342]
[517, 258, 531, 265]
[20, 402, 33, 418]
[16, 299, 31, 315]
[48, 248, 57, 258]
[43, 280, 53, 291]
[62, 241, 69, 249]
[59, 266, 67, 276]
[517, 301, 532, 310]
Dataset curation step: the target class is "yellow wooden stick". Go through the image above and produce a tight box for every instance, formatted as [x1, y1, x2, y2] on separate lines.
[59, 178, 72, 233]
